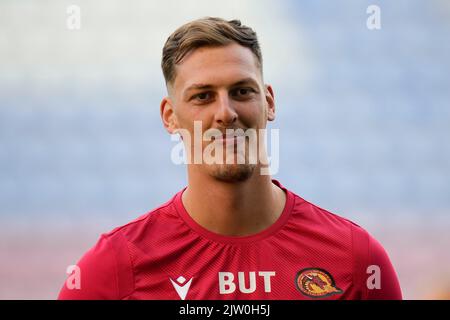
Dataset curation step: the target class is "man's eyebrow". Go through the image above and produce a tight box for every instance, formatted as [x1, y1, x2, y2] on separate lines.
[183, 78, 259, 95]
[184, 83, 214, 94]
[230, 78, 259, 87]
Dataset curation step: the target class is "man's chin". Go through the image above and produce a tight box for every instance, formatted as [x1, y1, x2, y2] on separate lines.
[209, 163, 256, 183]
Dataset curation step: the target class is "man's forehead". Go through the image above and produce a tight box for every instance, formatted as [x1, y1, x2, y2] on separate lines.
[183, 76, 260, 91]
[172, 44, 262, 92]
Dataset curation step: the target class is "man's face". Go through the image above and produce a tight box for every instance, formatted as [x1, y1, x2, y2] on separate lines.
[161, 43, 275, 182]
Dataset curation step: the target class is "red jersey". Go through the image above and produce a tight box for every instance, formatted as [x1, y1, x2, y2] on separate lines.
[58, 180, 402, 300]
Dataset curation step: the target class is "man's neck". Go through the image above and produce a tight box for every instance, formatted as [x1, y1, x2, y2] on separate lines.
[182, 167, 286, 237]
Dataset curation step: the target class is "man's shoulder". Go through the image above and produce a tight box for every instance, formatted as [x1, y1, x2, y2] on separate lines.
[290, 190, 363, 232]
[102, 193, 181, 243]
[289, 191, 393, 263]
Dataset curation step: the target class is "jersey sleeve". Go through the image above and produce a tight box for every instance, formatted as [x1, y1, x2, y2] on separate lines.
[366, 234, 402, 299]
[351, 224, 402, 300]
[58, 233, 134, 300]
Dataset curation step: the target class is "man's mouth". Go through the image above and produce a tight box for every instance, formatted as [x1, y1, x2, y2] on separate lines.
[212, 132, 246, 144]
[205, 128, 246, 139]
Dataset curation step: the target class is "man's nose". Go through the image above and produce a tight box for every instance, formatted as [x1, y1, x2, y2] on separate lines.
[214, 92, 237, 127]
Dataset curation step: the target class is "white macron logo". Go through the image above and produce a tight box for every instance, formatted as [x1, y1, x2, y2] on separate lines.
[170, 276, 193, 300]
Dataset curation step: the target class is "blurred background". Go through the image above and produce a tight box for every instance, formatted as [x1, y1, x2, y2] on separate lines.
[0, 0, 449, 299]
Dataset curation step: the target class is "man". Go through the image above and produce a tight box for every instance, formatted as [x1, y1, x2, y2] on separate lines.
[58, 17, 402, 300]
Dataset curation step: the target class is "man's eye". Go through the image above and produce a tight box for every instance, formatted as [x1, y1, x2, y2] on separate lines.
[193, 92, 211, 101]
[232, 88, 255, 98]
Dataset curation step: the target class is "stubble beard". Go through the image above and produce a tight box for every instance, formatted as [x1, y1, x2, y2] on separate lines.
[208, 137, 258, 182]
[209, 162, 257, 183]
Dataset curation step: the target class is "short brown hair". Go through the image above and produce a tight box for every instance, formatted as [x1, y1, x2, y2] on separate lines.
[161, 17, 263, 86]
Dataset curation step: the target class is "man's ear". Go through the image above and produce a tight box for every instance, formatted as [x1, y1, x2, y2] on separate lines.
[160, 97, 178, 134]
[265, 84, 275, 121]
